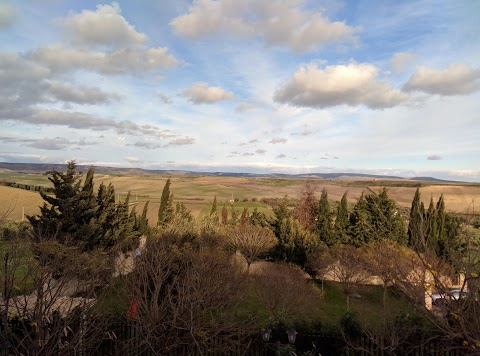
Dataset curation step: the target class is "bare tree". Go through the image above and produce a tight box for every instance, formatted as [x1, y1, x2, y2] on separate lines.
[328, 245, 370, 310]
[252, 262, 321, 326]
[228, 225, 277, 274]
[125, 235, 253, 355]
[1, 238, 113, 355]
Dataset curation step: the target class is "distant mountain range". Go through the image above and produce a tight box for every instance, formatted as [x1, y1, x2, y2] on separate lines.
[0, 162, 453, 182]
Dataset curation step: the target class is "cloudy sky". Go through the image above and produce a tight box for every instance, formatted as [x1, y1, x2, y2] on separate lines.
[1, 1, 479, 181]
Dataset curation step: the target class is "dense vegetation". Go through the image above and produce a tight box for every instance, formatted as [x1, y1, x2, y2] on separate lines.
[1, 162, 479, 355]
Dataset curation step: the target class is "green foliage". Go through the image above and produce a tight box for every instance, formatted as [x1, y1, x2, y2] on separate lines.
[209, 195, 217, 216]
[315, 188, 334, 246]
[136, 200, 150, 235]
[348, 188, 406, 246]
[334, 192, 349, 244]
[157, 178, 173, 227]
[248, 207, 269, 227]
[28, 161, 139, 251]
[268, 196, 325, 271]
[340, 311, 362, 339]
[407, 190, 460, 259]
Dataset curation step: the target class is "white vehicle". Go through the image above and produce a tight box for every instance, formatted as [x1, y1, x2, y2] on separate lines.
[432, 288, 468, 306]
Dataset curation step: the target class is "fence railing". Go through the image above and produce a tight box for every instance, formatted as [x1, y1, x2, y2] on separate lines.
[1, 320, 464, 356]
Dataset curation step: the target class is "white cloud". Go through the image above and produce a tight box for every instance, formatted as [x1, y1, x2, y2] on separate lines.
[235, 102, 255, 112]
[170, 0, 358, 52]
[269, 137, 287, 144]
[404, 63, 480, 95]
[276, 154, 286, 159]
[47, 81, 121, 104]
[389, 52, 416, 73]
[427, 155, 442, 161]
[31, 45, 179, 75]
[125, 156, 144, 164]
[274, 62, 409, 109]
[182, 82, 234, 104]
[56, 2, 147, 47]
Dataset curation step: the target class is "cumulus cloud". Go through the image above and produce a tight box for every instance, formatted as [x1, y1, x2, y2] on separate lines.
[404, 63, 480, 95]
[269, 137, 287, 144]
[276, 154, 286, 159]
[182, 82, 234, 104]
[389, 52, 416, 73]
[274, 62, 409, 109]
[31, 45, 178, 75]
[255, 149, 266, 155]
[168, 137, 195, 145]
[427, 155, 442, 160]
[56, 2, 147, 47]
[0, 2, 14, 28]
[235, 101, 255, 112]
[170, 0, 358, 52]
[47, 81, 121, 104]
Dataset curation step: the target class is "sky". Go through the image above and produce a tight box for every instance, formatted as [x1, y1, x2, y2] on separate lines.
[0, 0, 479, 181]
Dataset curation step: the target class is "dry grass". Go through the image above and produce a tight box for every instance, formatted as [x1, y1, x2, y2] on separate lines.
[0, 185, 43, 220]
[1, 173, 479, 223]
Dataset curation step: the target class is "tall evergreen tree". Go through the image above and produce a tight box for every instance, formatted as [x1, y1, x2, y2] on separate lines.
[210, 195, 218, 216]
[335, 192, 349, 244]
[248, 208, 268, 227]
[408, 188, 425, 249]
[221, 204, 228, 225]
[240, 207, 249, 226]
[136, 201, 150, 235]
[157, 178, 173, 227]
[348, 193, 375, 246]
[28, 162, 139, 251]
[315, 188, 334, 246]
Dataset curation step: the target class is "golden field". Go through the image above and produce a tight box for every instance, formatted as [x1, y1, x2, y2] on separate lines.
[1, 172, 480, 223]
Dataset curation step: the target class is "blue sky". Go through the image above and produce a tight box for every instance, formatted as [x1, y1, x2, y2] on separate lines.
[0, 0, 479, 181]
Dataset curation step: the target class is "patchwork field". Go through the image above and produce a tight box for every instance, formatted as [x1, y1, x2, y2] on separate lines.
[1, 171, 480, 223]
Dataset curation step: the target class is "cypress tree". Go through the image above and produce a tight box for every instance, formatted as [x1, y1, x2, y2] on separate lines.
[136, 201, 150, 234]
[210, 195, 218, 216]
[240, 207, 249, 225]
[157, 178, 173, 227]
[221, 204, 228, 225]
[315, 188, 334, 246]
[335, 192, 349, 244]
[408, 188, 425, 250]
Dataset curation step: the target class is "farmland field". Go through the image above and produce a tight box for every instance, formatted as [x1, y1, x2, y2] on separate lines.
[1, 171, 480, 223]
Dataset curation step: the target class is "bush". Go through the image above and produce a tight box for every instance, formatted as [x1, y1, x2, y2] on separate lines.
[340, 311, 362, 339]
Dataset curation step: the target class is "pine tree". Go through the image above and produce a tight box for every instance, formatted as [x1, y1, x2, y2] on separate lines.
[157, 178, 173, 227]
[248, 208, 268, 227]
[29, 161, 81, 242]
[335, 192, 349, 244]
[348, 193, 375, 246]
[28, 162, 137, 251]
